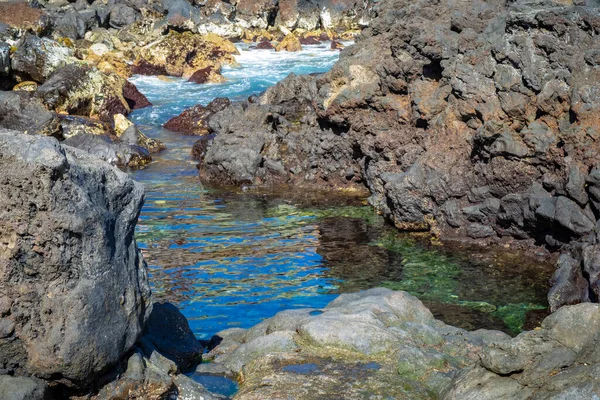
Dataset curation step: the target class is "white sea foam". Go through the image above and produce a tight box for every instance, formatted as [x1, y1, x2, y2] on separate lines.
[129, 41, 352, 126]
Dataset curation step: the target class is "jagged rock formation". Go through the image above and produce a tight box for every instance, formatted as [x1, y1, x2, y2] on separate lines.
[444, 302, 600, 399]
[0, 130, 152, 388]
[198, 288, 600, 399]
[199, 0, 600, 310]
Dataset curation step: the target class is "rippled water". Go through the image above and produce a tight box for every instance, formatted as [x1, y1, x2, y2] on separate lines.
[129, 42, 554, 338]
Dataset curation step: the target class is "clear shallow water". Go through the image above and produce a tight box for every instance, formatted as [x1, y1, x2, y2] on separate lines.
[129, 42, 554, 339]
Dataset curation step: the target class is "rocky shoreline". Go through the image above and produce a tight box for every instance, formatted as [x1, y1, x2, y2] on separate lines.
[194, 0, 600, 313]
[1, 0, 600, 398]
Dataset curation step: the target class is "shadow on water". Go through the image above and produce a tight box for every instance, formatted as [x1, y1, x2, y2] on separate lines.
[128, 43, 555, 339]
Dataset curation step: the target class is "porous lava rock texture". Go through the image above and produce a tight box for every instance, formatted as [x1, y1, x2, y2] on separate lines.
[0, 130, 152, 388]
[199, 0, 600, 310]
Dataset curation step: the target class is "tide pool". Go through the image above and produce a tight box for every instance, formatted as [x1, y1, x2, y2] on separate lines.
[129, 42, 553, 339]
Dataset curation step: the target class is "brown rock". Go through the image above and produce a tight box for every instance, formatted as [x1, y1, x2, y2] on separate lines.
[187, 66, 225, 84]
[123, 81, 152, 110]
[164, 97, 230, 135]
[275, 34, 302, 52]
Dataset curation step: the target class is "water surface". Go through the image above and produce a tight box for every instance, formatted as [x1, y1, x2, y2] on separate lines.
[129, 42, 554, 338]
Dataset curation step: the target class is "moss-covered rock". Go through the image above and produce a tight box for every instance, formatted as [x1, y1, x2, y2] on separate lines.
[134, 32, 238, 79]
[36, 64, 131, 122]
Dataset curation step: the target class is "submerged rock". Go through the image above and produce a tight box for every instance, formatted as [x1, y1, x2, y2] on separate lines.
[0, 131, 152, 387]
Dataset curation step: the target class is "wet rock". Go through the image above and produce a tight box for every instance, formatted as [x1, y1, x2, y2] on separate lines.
[122, 81, 152, 110]
[143, 302, 203, 371]
[445, 303, 600, 399]
[0, 375, 49, 400]
[164, 97, 230, 135]
[255, 39, 275, 50]
[0, 131, 151, 386]
[11, 34, 73, 83]
[0, 91, 61, 137]
[135, 32, 237, 78]
[276, 34, 302, 52]
[188, 65, 224, 84]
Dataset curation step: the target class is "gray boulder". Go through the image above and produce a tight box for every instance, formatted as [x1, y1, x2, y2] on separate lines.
[0, 375, 49, 400]
[142, 302, 203, 371]
[0, 130, 152, 386]
[444, 303, 600, 399]
[10, 35, 73, 83]
[0, 91, 61, 137]
[63, 132, 152, 168]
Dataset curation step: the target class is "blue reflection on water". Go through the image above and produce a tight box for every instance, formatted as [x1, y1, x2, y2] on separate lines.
[129, 43, 345, 339]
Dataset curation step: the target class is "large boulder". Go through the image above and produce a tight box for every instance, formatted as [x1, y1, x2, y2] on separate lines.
[444, 303, 600, 399]
[10, 35, 74, 83]
[0, 91, 61, 137]
[198, 288, 510, 399]
[36, 64, 131, 122]
[0, 131, 152, 386]
[133, 32, 238, 78]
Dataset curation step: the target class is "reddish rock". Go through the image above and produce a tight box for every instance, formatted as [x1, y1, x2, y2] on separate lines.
[300, 36, 321, 45]
[164, 97, 231, 135]
[131, 59, 169, 76]
[123, 81, 152, 110]
[331, 40, 344, 50]
[256, 40, 275, 50]
[187, 66, 218, 84]
[0, 2, 48, 32]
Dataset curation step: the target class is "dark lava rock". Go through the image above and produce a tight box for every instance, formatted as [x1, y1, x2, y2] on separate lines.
[0, 91, 61, 137]
[142, 302, 203, 371]
[164, 97, 230, 135]
[0, 375, 49, 400]
[191, 133, 215, 161]
[198, 0, 600, 310]
[123, 81, 152, 110]
[0, 130, 152, 386]
[63, 132, 152, 168]
[10, 34, 72, 83]
[109, 4, 141, 28]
